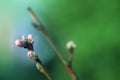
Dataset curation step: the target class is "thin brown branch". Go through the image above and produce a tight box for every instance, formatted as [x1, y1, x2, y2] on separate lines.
[27, 7, 66, 65]
[32, 54, 52, 80]
[27, 7, 40, 24]
[67, 47, 78, 80]
[38, 27, 78, 80]
[66, 66, 78, 80]
[68, 51, 73, 66]
[16, 35, 52, 80]
[27, 7, 79, 80]
[36, 61, 52, 80]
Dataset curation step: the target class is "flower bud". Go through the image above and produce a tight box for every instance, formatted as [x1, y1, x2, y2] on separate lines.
[36, 63, 41, 70]
[15, 39, 23, 47]
[27, 51, 36, 59]
[27, 51, 33, 58]
[15, 34, 34, 50]
[27, 34, 34, 44]
[66, 41, 76, 49]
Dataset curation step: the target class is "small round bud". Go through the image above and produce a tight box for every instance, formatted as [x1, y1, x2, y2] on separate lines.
[28, 34, 32, 40]
[27, 51, 36, 60]
[27, 34, 34, 44]
[66, 41, 76, 49]
[27, 51, 34, 58]
[36, 63, 41, 70]
[15, 39, 23, 47]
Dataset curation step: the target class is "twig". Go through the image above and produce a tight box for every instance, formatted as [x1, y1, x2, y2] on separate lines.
[33, 54, 52, 80]
[27, 7, 79, 80]
[15, 35, 52, 80]
[67, 50, 76, 80]
[67, 41, 76, 66]
[66, 41, 77, 80]
[36, 62, 52, 80]
[68, 48, 74, 66]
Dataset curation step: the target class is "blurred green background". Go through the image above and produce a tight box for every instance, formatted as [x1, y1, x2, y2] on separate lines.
[0, 0, 120, 80]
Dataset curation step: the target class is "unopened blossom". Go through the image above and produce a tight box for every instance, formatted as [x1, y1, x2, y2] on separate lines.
[15, 39, 23, 47]
[15, 34, 34, 51]
[27, 34, 34, 44]
[66, 41, 76, 49]
[27, 51, 36, 59]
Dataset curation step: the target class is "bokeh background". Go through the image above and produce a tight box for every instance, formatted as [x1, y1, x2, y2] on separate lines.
[0, 0, 120, 80]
